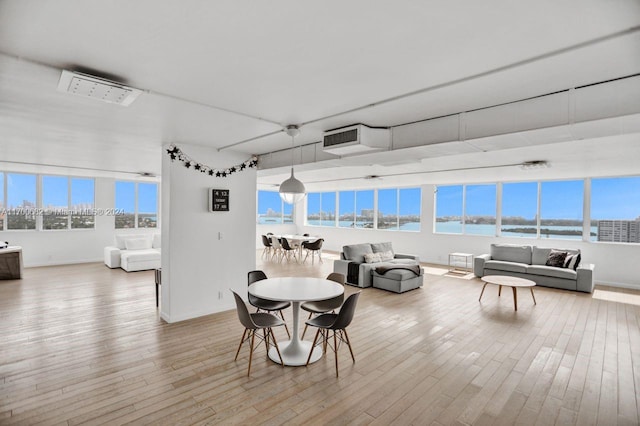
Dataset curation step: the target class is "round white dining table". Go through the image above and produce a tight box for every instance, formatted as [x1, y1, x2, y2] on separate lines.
[248, 277, 344, 366]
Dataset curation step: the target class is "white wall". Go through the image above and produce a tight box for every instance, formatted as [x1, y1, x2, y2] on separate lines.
[161, 143, 256, 323]
[2, 176, 158, 267]
[294, 184, 640, 289]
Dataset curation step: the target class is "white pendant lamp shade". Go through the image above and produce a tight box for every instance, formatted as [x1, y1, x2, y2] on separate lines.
[279, 125, 306, 204]
[279, 167, 306, 203]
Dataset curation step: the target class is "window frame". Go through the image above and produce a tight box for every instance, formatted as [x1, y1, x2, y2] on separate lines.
[256, 190, 294, 225]
[115, 180, 159, 229]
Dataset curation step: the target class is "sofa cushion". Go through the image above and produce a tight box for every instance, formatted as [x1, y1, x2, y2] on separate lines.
[371, 242, 394, 255]
[564, 253, 581, 270]
[125, 238, 152, 250]
[379, 250, 394, 261]
[364, 252, 382, 263]
[484, 260, 528, 273]
[343, 244, 373, 263]
[121, 249, 160, 263]
[490, 244, 532, 264]
[532, 247, 580, 265]
[527, 265, 577, 280]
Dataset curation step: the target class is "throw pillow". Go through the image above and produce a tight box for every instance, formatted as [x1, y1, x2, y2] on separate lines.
[563, 253, 581, 270]
[124, 238, 152, 251]
[364, 252, 382, 263]
[379, 250, 394, 261]
[545, 250, 567, 268]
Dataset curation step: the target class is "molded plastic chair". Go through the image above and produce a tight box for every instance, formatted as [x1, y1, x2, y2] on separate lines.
[247, 270, 291, 338]
[269, 237, 284, 262]
[301, 272, 345, 339]
[231, 290, 284, 375]
[302, 238, 324, 264]
[281, 237, 299, 263]
[260, 235, 272, 259]
[305, 291, 361, 377]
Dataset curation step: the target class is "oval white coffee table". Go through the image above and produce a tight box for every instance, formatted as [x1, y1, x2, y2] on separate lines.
[479, 275, 537, 311]
[249, 277, 344, 366]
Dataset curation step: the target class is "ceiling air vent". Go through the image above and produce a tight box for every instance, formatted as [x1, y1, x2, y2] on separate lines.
[323, 124, 390, 156]
[57, 70, 142, 106]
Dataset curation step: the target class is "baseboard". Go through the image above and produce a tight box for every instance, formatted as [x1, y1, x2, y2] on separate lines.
[160, 303, 235, 323]
[25, 258, 103, 268]
[595, 280, 640, 291]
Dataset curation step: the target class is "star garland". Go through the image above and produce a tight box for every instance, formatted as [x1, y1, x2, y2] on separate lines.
[166, 144, 257, 177]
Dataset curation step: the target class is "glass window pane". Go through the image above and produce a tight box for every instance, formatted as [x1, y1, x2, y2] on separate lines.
[378, 189, 398, 230]
[502, 182, 538, 238]
[320, 192, 336, 226]
[42, 176, 69, 230]
[356, 190, 374, 229]
[7, 173, 36, 230]
[283, 202, 293, 224]
[258, 191, 283, 224]
[339, 191, 355, 228]
[306, 193, 320, 226]
[465, 184, 496, 235]
[435, 185, 462, 234]
[591, 177, 640, 243]
[71, 178, 95, 229]
[138, 183, 158, 228]
[399, 187, 421, 231]
[540, 180, 583, 240]
[115, 181, 135, 229]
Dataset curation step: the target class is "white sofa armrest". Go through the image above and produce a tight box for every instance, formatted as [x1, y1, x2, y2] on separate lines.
[333, 258, 349, 279]
[576, 263, 595, 293]
[104, 246, 122, 268]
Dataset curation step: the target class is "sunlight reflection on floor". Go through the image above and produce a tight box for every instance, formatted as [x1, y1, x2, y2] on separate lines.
[593, 287, 640, 306]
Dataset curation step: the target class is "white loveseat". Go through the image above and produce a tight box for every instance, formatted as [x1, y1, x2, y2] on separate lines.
[104, 234, 161, 272]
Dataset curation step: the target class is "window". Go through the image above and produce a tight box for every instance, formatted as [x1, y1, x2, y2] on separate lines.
[464, 184, 496, 235]
[6, 173, 36, 230]
[378, 189, 398, 230]
[320, 192, 336, 226]
[435, 185, 463, 234]
[540, 180, 583, 240]
[138, 183, 158, 228]
[115, 181, 158, 229]
[306, 192, 336, 227]
[339, 190, 374, 228]
[257, 191, 293, 224]
[399, 187, 421, 231]
[71, 178, 95, 229]
[42, 176, 69, 230]
[502, 182, 538, 237]
[42, 176, 96, 230]
[591, 176, 640, 243]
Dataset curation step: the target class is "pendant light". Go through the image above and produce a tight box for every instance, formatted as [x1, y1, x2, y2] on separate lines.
[279, 125, 306, 204]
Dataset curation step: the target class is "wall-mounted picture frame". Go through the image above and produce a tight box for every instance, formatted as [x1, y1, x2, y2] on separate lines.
[209, 189, 229, 212]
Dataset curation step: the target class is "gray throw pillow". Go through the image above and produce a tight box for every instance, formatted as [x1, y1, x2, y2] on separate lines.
[545, 250, 567, 268]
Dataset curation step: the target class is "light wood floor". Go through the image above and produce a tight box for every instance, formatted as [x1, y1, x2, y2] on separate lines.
[1, 251, 639, 425]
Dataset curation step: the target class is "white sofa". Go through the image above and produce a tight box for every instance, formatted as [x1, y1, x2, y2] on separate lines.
[104, 234, 161, 272]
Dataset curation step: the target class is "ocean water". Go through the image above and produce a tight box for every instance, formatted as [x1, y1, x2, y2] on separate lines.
[307, 219, 420, 231]
[435, 221, 597, 239]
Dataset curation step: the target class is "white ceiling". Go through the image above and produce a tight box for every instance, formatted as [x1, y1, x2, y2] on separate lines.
[0, 0, 639, 185]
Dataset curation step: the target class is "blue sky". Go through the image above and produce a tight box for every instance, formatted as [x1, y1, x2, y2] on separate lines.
[436, 178, 640, 220]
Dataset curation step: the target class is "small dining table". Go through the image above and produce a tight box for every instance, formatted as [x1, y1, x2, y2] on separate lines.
[248, 277, 344, 366]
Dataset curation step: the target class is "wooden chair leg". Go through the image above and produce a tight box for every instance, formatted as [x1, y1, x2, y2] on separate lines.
[235, 328, 247, 361]
[269, 328, 284, 367]
[306, 328, 321, 366]
[334, 331, 339, 377]
[263, 329, 270, 352]
[343, 329, 355, 363]
[247, 330, 255, 376]
[279, 310, 290, 338]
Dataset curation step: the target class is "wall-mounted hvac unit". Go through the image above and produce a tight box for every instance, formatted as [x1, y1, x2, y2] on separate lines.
[322, 124, 390, 156]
